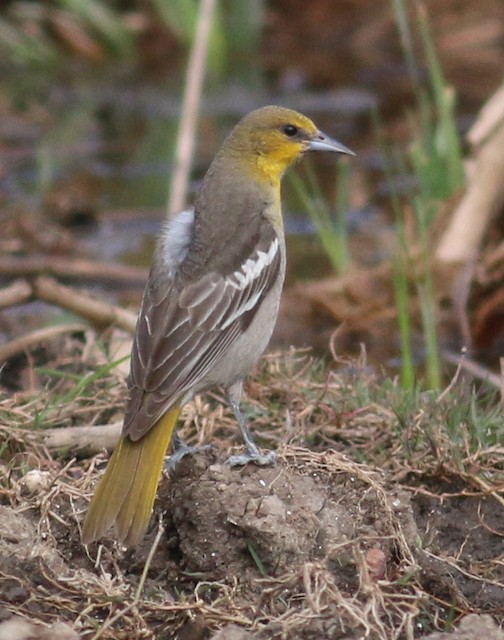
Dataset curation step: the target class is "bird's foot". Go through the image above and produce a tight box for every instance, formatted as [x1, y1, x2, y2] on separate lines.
[226, 445, 276, 468]
[166, 436, 211, 474]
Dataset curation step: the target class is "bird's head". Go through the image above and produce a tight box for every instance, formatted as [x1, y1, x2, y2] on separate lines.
[221, 105, 354, 183]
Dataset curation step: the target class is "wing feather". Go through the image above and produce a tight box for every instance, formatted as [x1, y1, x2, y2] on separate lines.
[124, 225, 282, 440]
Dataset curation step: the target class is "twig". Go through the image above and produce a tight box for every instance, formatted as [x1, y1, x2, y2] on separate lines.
[436, 119, 504, 263]
[167, 0, 217, 216]
[89, 519, 165, 640]
[41, 422, 122, 455]
[0, 277, 138, 334]
[133, 518, 165, 603]
[470, 474, 504, 509]
[436, 347, 466, 404]
[0, 255, 148, 285]
[441, 348, 501, 389]
[33, 276, 137, 333]
[0, 323, 87, 362]
[422, 547, 504, 589]
[0, 279, 32, 310]
[467, 83, 504, 146]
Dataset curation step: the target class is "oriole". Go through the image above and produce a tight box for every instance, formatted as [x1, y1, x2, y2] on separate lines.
[82, 106, 353, 546]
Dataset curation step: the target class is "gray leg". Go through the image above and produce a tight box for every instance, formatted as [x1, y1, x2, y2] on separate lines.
[225, 380, 276, 467]
[166, 433, 210, 474]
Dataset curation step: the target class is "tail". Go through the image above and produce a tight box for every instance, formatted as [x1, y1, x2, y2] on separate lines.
[81, 407, 180, 547]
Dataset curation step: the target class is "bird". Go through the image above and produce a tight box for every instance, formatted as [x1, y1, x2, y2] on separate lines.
[81, 105, 354, 547]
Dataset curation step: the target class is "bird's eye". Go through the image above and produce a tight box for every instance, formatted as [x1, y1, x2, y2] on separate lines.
[281, 124, 299, 137]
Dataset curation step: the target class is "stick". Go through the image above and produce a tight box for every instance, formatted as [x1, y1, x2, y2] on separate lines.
[0, 323, 87, 362]
[0, 255, 148, 285]
[441, 348, 501, 389]
[167, 0, 217, 216]
[0, 280, 32, 310]
[436, 120, 504, 263]
[42, 422, 122, 455]
[33, 276, 137, 333]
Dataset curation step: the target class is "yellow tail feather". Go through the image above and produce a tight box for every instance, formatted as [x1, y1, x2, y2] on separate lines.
[81, 407, 180, 546]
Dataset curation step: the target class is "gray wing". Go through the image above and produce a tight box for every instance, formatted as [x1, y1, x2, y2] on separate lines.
[124, 228, 282, 440]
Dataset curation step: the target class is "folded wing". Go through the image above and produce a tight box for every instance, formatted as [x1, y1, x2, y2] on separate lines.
[124, 226, 281, 441]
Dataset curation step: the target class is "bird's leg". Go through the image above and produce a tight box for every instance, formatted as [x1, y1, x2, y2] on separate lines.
[225, 381, 276, 467]
[166, 433, 211, 475]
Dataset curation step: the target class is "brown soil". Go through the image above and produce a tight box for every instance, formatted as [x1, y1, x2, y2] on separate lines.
[0, 331, 502, 640]
[0, 425, 502, 639]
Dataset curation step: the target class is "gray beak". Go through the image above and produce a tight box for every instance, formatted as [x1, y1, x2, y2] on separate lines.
[308, 130, 355, 156]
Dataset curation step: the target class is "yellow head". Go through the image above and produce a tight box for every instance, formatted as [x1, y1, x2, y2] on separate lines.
[220, 105, 353, 184]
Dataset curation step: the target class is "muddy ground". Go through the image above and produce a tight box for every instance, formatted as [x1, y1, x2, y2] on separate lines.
[0, 346, 502, 639]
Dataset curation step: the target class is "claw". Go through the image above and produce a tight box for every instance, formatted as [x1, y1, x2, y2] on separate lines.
[166, 434, 211, 474]
[226, 445, 276, 468]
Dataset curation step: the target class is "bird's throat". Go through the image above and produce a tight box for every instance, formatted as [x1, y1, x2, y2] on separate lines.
[256, 145, 302, 185]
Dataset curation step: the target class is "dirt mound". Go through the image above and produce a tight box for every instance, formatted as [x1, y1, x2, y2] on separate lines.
[165, 447, 408, 579]
[1, 443, 502, 639]
[157, 446, 417, 638]
[209, 615, 504, 640]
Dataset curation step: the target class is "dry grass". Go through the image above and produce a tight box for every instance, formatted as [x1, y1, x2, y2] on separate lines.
[0, 337, 503, 639]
